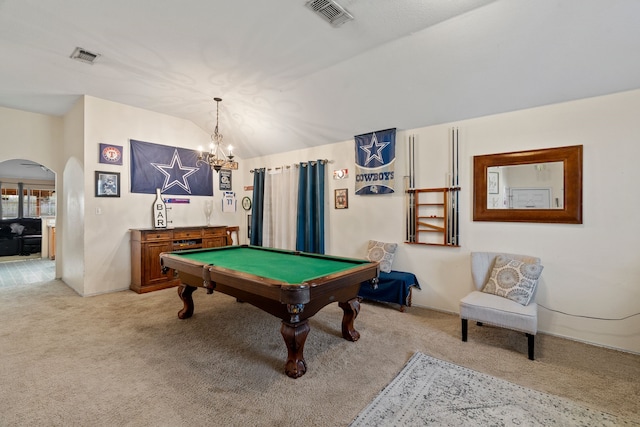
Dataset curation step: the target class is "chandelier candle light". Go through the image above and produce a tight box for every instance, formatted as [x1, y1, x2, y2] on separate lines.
[197, 97, 239, 172]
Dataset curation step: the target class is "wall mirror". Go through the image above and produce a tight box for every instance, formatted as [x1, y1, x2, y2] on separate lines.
[473, 145, 583, 223]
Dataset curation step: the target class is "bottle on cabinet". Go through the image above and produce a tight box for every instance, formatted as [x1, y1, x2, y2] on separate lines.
[153, 188, 168, 229]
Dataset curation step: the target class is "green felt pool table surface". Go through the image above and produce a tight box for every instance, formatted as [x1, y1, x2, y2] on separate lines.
[175, 245, 372, 284]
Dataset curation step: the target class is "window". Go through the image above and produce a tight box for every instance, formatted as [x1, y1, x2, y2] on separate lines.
[0, 183, 55, 219]
[1, 184, 19, 219]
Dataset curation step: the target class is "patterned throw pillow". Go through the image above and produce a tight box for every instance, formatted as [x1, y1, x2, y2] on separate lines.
[482, 255, 544, 306]
[366, 240, 397, 273]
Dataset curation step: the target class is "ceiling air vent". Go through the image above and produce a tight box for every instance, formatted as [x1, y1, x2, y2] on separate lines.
[70, 47, 101, 64]
[305, 0, 354, 27]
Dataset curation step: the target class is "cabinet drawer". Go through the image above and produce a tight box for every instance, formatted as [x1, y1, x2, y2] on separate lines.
[173, 228, 202, 239]
[141, 230, 172, 241]
[203, 227, 226, 237]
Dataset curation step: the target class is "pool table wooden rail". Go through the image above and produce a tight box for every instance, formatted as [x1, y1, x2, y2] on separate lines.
[161, 253, 379, 319]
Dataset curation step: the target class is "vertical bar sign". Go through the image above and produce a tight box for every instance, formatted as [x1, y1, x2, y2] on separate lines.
[354, 128, 396, 195]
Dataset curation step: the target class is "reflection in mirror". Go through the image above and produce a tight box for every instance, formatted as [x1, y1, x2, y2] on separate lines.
[474, 145, 582, 224]
[487, 162, 564, 209]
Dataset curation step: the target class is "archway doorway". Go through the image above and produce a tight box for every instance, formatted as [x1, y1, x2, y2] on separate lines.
[0, 158, 56, 286]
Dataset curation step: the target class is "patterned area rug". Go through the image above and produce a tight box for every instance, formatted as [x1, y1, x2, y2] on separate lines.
[350, 352, 634, 426]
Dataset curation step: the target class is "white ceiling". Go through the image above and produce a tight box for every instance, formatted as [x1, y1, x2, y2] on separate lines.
[1, 0, 640, 165]
[0, 159, 55, 181]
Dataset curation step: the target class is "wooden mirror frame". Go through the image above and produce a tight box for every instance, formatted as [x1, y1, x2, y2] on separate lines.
[473, 145, 583, 223]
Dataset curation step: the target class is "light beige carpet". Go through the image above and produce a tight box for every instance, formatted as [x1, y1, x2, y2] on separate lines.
[1, 279, 638, 426]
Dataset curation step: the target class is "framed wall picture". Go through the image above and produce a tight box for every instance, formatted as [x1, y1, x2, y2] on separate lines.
[99, 143, 123, 165]
[219, 169, 232, 190]
[95, 171, 121, 197]
[488, 171, 499, 194]
[241, 196, 252, 211]
[335, 188, 348, 209]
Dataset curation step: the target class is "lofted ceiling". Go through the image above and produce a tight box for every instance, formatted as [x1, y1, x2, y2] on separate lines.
[1, 0, 640, 164]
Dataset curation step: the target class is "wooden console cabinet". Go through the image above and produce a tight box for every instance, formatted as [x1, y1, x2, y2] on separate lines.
[130, 226, 230, 293]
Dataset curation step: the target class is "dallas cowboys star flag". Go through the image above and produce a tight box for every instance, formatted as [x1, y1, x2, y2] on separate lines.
[130, 139, 213, 196]
[354, 128, 396, 195]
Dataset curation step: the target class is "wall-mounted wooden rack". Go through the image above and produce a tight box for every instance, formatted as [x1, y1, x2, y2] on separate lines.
[406, 187, 460, 247]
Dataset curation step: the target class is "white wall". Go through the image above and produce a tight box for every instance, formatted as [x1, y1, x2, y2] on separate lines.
[0, 107, 63, 165]
[60, 99, 86, 294]
[81, 96, 244, 295]
[0, 106, 64, 279]
[243, 89, 640, 354]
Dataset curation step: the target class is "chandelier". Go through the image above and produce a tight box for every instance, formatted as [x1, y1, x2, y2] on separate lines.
[197, 97, 238, 172]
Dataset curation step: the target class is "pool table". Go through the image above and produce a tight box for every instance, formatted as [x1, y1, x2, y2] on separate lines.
[159, 245, 379, 378]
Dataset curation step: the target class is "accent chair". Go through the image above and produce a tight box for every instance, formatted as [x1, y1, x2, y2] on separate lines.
[459, 252, 543, 360]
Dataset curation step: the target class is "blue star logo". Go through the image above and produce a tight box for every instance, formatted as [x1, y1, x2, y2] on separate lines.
[151, 149, 199, 193]
[359, 133, 390, 165]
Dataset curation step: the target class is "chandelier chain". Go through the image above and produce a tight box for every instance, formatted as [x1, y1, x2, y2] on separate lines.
[213, 97, 223, 145]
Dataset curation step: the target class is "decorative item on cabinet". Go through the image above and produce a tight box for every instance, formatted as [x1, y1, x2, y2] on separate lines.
[130, 225, 232, 293]
[152, 188, 169, 228]
[203, 200, 213, 226]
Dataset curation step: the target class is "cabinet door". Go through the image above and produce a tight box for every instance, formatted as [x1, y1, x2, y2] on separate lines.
[143, 241, 174, 285]
[202, 237, 227, 248]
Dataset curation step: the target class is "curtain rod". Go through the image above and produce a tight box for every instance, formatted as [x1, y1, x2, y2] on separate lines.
[250, 159, 333, 173]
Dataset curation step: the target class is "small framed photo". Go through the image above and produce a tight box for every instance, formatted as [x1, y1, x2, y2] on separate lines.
[99, 143, 123, 165]
[95, 171, 121, 197]
[219, 169, 232, 190]
[488, 172, 499, 194]
[335, 188, 348, 209]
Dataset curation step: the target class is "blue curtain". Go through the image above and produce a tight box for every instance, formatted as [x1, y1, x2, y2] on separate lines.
[296, 160, 325, 254]
[250, 168, 265, 246]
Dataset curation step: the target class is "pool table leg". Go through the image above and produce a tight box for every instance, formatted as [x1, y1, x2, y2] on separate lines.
[280, 320, 310, 379]
[339, 297, 361, 342]
[177, 284, 197, 319]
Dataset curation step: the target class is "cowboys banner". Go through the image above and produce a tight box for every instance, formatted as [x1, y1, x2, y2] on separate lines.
[354, 128, 396, 195]
[130, 139, 213, 196]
